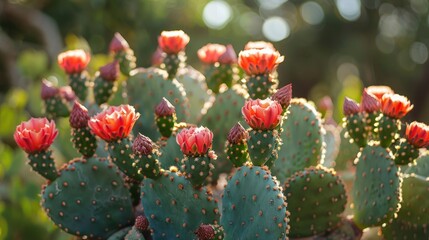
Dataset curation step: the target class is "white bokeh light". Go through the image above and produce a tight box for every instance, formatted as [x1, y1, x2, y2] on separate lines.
[409, 42, 428, 64]
[262, 17, 290, 42]
[301, 1, 325, 25]
[336, 0, 361, 21]
[202, 0, 233, 29]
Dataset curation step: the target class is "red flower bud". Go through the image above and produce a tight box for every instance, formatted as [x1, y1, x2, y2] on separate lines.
[176, 126, 213, 156]
[405, 121, 429, 148]
[99, 61, 120, 82]
[272, 84, 292, 109]
[58, 49, 90, 75]
[41, 79, 59, 100]
[109, 32, 130, 53]
[59, 86, 76, 102]
[343, 97, 360, 116]
[227, 122, 249, 144]
[219, 44, 237, 65]
[155, 98, 176, 117]
[242, 98, 283, 130]
[132, 133, 154, 156]
[361, 89, 380, 113]
[151, 47, 165, 66]
[195, 224, 215, 240]
[69, 101, 90, 128]
[158, 30, 190, 54]
[88, 105, 140, 141]
[135, 215, 149, 232]
[381, 94, 413, 119]
[14, 118, 58, 154]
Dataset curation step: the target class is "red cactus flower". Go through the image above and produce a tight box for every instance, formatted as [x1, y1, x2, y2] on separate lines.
[109, 32, 130, 53]
[88, 104, 140, 141]
[381, 94, 413, 119]
[57, 49, 90, 75]
[361, 89, 380, 113]
[405, 121, 429, 148]
[238, 48, 284, 76]
[176, 126, 213, 156]
[158, 30, 190, 54]
[14, 118, 58, 154]
[343, 97, 360, 116]
[197, 44, 226, 64]
[244, 41, 276, 51]
[366, 85, 394, 101]
[219, 44, 237, 65]
[99, 61, 120, 81]
[242, 98, 283, 130]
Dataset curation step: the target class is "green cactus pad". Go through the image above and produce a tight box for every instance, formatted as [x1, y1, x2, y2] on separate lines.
[163, 53, 184, 79]
[134, 153, 162, 179]
[204, 64, 235, 94]
[107, 226, 133, 240]
[123, 226, 145, 240]
[158, 134, 183, 169]
[28, 150, 58, 181]
[226, 142, 249, 167]
[114, 49, 136, 76]
[247, 129, 279, 167]
[394, 139, 419, 165]
[140, 170, 220, 239]
[283, 166, 347, 238]
[41, 157, 134, 239]
[176, 66, 212, 120]
[127, 67, 190, 140]
[44, 96, 70, 119]
[334, 128, 360, 171]
[322, 125, 341, 169]
[402, 153, 429, 177]
[343, 113, 367, 147]
[381, 218, 428, 240]
[396, 174, 429, 225]
[71, 127, 97, 157]
[272, 98, 325, 182]
[156, 115, 176, 138]
[245, 74, 276, 100]
[221, 165, 288, 240]
[69, 72, 88, 101]
[108, 137, 142, 182]
[181, 155, 214, 188]
[364, 112, 380, 139]
[352, 145, 401, 228]
[318, 218, 362, 240]
[378, 115, 400, 148]
[93, 76, 116, 105]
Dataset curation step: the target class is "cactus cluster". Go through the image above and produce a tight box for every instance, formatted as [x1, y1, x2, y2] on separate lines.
[13, 30, 429, 240]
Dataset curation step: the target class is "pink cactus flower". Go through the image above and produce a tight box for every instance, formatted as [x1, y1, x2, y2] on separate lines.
[197, 44, 226, 64]
[88, 105, 140, 141]
[14, 118, 58, 154]
[405, 121, 429, 148]
[176, 126, 213, 156]
[57, 49, 90, 75]
[238, 48, 284, 76]
[381, 94, 413, 119]
[158, 30, 190, 54]
[242, 98, 283, 130]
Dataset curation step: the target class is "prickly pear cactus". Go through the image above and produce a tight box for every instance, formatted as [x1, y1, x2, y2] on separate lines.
[140, 170, 220, 239]
[352, 145, 401, 228]
[221, 165, 288, 240]
[283, 165, 347, 238]
[127, 67, 190, 139]
[272, 98, 325, 182]
[334, 128, 360, 171]
[322, 125, 341, 169]
[381, 218, 428, 240]
[41, 157, 134, 239]
[158, 134, 183, 169]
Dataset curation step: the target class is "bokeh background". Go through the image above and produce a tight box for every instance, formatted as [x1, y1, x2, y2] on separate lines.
[1, 0, 429, 239]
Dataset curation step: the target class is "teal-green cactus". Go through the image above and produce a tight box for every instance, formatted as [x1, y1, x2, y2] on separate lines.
[377, 114, 400, 148]
[108, 137, 143, 182]
[221, 165, 288, 240]
[41, 157, 134, 239]
[283, 165, 347, 238]
[69, 72, 89, 102]
[28, 150, 58, 181]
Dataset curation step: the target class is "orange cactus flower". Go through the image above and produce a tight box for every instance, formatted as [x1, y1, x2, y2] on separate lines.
[88, 105, 140, 141]
[238, 48, 284, 76]
[176, 126, 213, 156]
[405, 121, 429, 148]
[14, 118, 58, 154]
[242, 98, 283, 130]
[158, 30, 190, 54]
[197, 44, 226, 64]
[366, 85, 394, 101]
[381, 94, 413, 119]
[57, 49, 90, 75]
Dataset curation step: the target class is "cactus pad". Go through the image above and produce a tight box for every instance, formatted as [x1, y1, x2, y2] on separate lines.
[247, 129, 279, 167]
[283, 165, 347, 238]
[352, 145, 401, 228]
[272, 98, 325, 182]
[140, 170, 220, 239]
[93, 76, 116, 105]
[71, 127, 97, 157]
[181, 155, 214, 188]
[381, 218, 428, 240]
[221, 165, 288, 240]
[69, 72, 88, 101]
[41, 157, 134, 239]
[343, 113, 367, 148]
[378, 115, 400, 148]
[44, 96, 70, 119]
[108, 137, 142, 182]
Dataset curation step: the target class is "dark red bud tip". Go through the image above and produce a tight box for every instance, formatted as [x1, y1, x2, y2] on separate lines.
[69, 101, 90, 128]
[155, 97, 176, 117]
[361, 89, 380, 113]
[343, 97, 360, 116]
[109, 32, 130, 53]
[318, 96, 333, 112]
[99, 61, 119, 81]
[135, 215, 149, 232]
[195, 224, 215, 240]
[219, 44, 237, 65]
[227, 122, 249, 144]
[272, 83, 292, 109]
[133, 133, 154, 155]
[41, 79, 59, 100]
[59, 86, 76, 102]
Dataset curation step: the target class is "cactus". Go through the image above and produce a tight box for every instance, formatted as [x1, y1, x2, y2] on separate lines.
[283, 166, 347, 238]
[352, 144, 401, 228]
[322, 124, 341, 168]
[41, 157, 134, 239]
[272, 98, 325, 181]
[140, 170, 220, 239]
